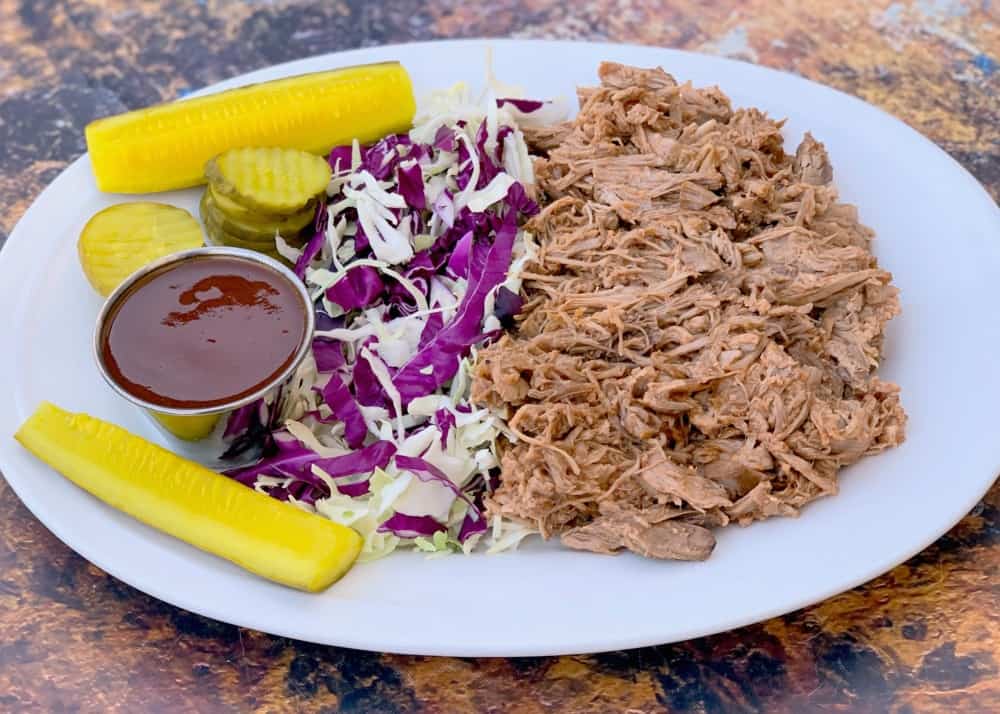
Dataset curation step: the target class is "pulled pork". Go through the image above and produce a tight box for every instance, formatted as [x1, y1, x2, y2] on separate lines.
[471, 62, 906, 561]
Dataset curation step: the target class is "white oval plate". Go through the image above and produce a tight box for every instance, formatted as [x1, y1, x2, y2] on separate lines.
[1, 39, 998, 657]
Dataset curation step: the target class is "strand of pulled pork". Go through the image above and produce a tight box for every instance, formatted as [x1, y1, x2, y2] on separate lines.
[471, 62, 906, 561]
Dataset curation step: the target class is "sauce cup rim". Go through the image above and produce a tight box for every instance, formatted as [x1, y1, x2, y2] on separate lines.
[93, 245, 315, 417]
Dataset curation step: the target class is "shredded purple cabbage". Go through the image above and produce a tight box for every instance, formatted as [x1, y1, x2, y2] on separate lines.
[392, 208, 521, 405]
[293, 204, 329, 279]
[493, 286, 524, 329]
[312, 339, 346, 372]
[446, 230, 473, 279]
[227, 439, 396, 485]
[320, 374, 368, 449]
[432, 408, 456, 447]
[378, 512, 446, 538]
[328, 145, 353, 173]
[396, 162, 426, 210]
[325, 265, 384, 312]
[222, 101, 547, 552]
[395, 455, 473, 506]
[497, 97, 545, 112]
[458, 509, 488, 542]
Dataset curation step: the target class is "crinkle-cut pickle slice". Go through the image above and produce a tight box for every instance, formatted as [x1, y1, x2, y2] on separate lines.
[14, 402, 362, 592]
[201, 203, 286, 260]
[78, 202, 204, 296]
[206, 147, 332, 214]
[203, 229, 283, 262]
[86, 61, 414, 193]
[200, 190, 314, 243]
[207, 184, 291, 222]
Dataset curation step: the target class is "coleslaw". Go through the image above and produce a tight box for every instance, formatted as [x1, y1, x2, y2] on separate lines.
[224, 79, 556, 559]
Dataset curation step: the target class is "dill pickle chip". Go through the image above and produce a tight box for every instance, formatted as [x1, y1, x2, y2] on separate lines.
[78, 202, 204, 296]
[206, 147, 332, 214]
[207, 184, 310, 222]
[201, 203, 285, 260]
[200, 191, 314, 243]
[206, 184, 258, 221]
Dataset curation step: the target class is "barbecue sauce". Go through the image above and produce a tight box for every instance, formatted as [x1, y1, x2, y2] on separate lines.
[101, 255, 307, 409]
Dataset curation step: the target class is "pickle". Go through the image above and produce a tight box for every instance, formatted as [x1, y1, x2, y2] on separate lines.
[15, 402, 362, 592]
[78, 202, 204, 296]
[207, 184, 258, 221]
[207, 185, 271, 223]
[202, 205, 285, 260]
[206, 147, 332, 214]
[200, 191, 314, 243]
[86, 62, 415, 193]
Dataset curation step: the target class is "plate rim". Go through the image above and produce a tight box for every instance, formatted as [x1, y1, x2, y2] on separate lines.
[1, 38, 998, 656]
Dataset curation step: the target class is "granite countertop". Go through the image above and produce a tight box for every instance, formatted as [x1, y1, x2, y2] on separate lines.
[1, 1, 998, 711]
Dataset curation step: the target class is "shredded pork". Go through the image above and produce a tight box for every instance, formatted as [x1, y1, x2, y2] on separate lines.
[472, 62, 906, 560]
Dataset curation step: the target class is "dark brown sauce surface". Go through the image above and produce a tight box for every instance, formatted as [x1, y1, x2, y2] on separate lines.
[102, 255, 307, 409]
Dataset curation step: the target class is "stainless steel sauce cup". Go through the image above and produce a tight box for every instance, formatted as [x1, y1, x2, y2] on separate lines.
[94, 246, 314, 469]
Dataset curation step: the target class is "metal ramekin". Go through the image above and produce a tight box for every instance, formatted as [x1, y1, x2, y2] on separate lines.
[94, 246, 314, 469]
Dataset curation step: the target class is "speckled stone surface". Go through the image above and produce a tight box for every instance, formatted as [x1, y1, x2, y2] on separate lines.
[1, 1, 997, 711]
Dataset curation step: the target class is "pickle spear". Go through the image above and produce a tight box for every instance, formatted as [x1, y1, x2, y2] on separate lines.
[86, 62, 414, 193]
[15, 402, 362, 592]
